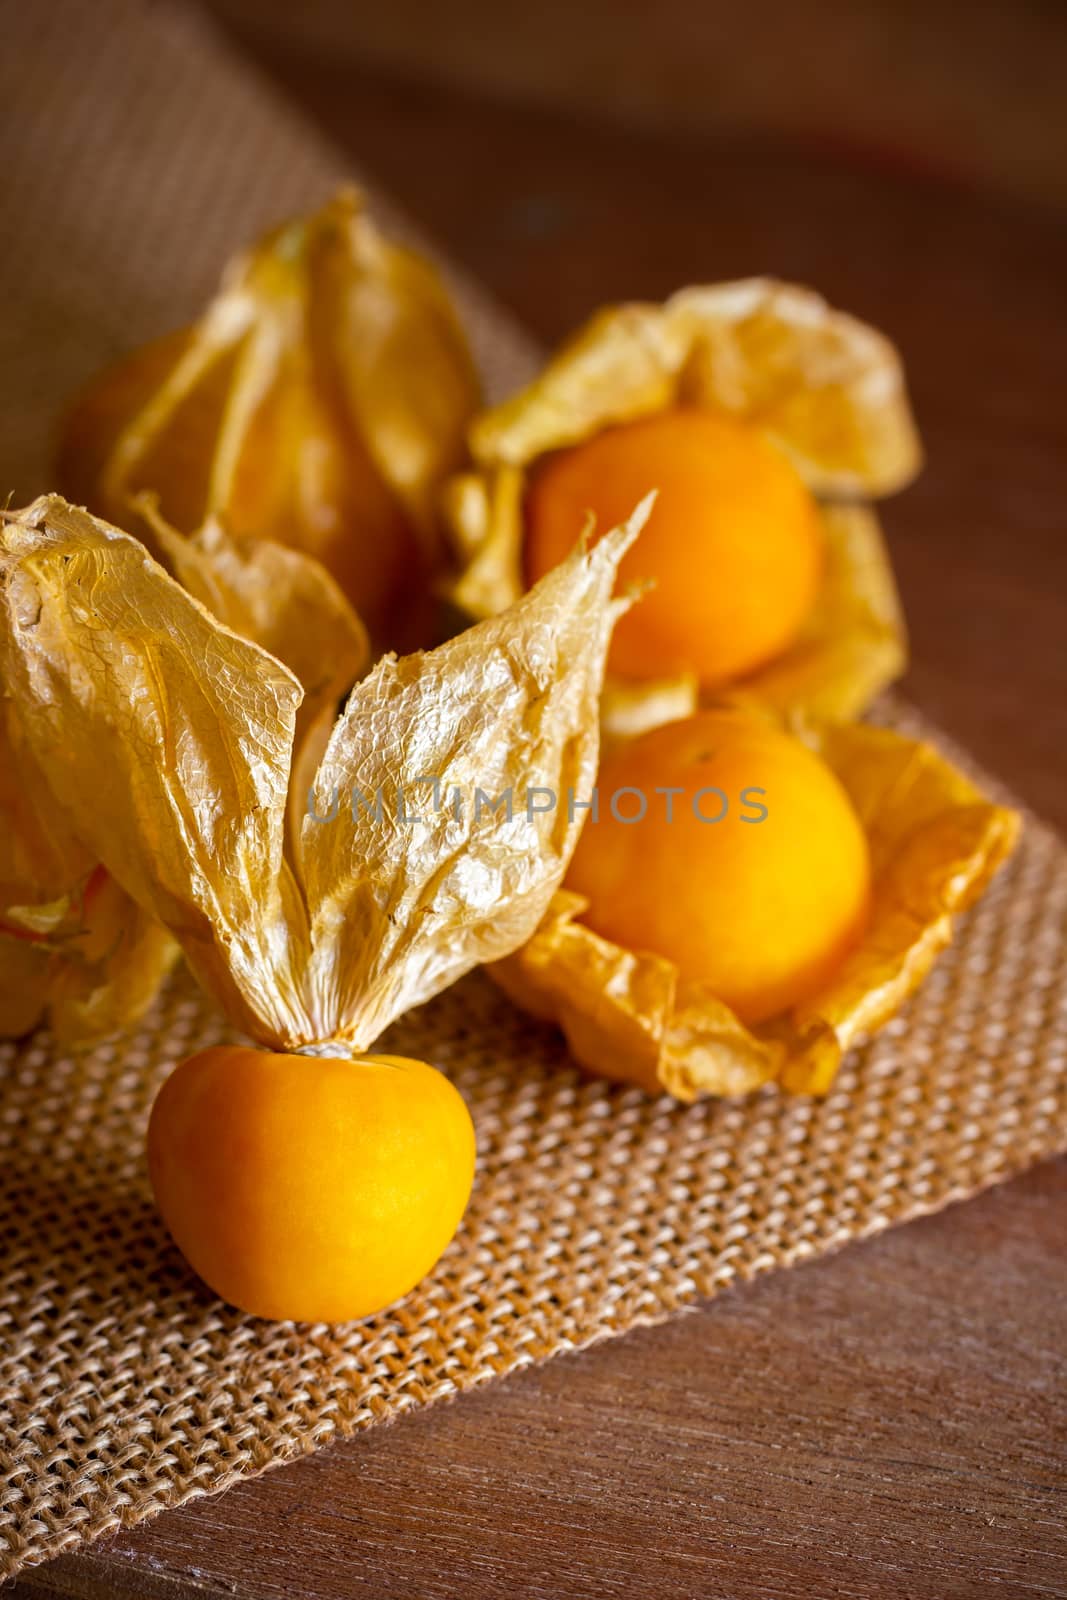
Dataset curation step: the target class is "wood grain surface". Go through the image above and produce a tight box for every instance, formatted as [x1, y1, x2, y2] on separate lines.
[13, 35, 1067, 1600]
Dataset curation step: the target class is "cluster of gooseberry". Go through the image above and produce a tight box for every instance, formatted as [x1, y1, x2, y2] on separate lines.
[526, 407, 875, 1024]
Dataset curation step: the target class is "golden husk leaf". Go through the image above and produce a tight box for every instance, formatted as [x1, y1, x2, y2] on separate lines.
[58, 188, 482, 649]
[0, 832, 179, 1043]
[42, 875, 180, 1043]
[467, 281, 922, 492]
[490, 719, 1020, 1101]
[445, 279, 920, 727]
[0, 500, 370, 1042]
[134, 497, 370, 776]
[0, 697, 93, 914]
[0, 495, 646, 1052]
[0, 683, 159, 1040]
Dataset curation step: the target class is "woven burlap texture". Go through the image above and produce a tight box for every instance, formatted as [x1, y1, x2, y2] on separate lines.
[2, 0, 1066, 1584]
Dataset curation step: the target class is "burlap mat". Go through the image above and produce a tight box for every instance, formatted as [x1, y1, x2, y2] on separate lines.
[2, 0, 1066, 1583]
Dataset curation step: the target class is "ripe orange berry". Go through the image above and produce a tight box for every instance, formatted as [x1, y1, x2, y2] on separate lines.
[525, 408, 822, 686]
[148, 1047, 476, 1322]
[566, 710, 870, 1025]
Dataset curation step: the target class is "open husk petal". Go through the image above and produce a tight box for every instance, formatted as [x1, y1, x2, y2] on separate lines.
[442, 464, 527, 621]
[465, 279, 920, 493]
[0, 496, 376, 1043]
[490, 720, 1020, 1101]
[310, 201, 483, 537]
[469, 303, 689, 470]
[59, 188, 481, 646]
[0, 776, 175, 1044]
[297, 499, 650, 1047]
[730, 502, 906, 724]
[43, 883, 180, 1044]
[1, 494, 644, 1053]
[134, 499, 370, 756]
[0, 699, 94, 908]
[0, 497, 311, 1043]
[2, 680, 173, 1043]
[0, 860, 179, 1045]
[666, 282, 922, 496]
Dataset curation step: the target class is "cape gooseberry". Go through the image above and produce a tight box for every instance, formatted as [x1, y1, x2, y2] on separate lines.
[148, 1047, 476, 1323]
[565, 709, 871, 1025]
[525, 407, 823, 686]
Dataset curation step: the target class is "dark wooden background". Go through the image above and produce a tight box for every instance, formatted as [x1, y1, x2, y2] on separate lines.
[14, 6, 1067, 1596]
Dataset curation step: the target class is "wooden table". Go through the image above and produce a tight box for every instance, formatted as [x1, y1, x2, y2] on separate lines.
[14, 46, 1067, 1600]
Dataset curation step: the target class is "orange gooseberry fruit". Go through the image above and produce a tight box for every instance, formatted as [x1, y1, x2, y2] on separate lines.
[148, 1047, 476, 1322]
[566, 709, 870, 1025]
[524, 407, 823, 686]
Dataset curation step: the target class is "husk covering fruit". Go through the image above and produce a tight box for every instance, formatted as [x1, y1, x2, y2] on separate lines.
[446, 280, 921, 731]
[0, 499, 369, 1041]
[59, 189, 481, 651]
[491, 715, 1019, 1100]
[0, 495, 647, 1052]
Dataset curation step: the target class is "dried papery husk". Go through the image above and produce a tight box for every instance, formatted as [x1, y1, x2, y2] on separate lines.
[292, 493, 650, 1047]
[490, 718, 1020, 1101]
[0, 499, 370, 1042]
[598, 671, 701, 748]
[132, 495, 370, 824]
[59, 188, 482, 650]
[446, 279, 920, 727]
[0, 852, 179, 1043]
[468, 282, 921, 492]
[0, 689, 164, 1041]
[0, 699, 94, 920]
[0, 703, 79, 1039]
[43, 876, 179, 1042]
[0, 494, 647, 1053]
